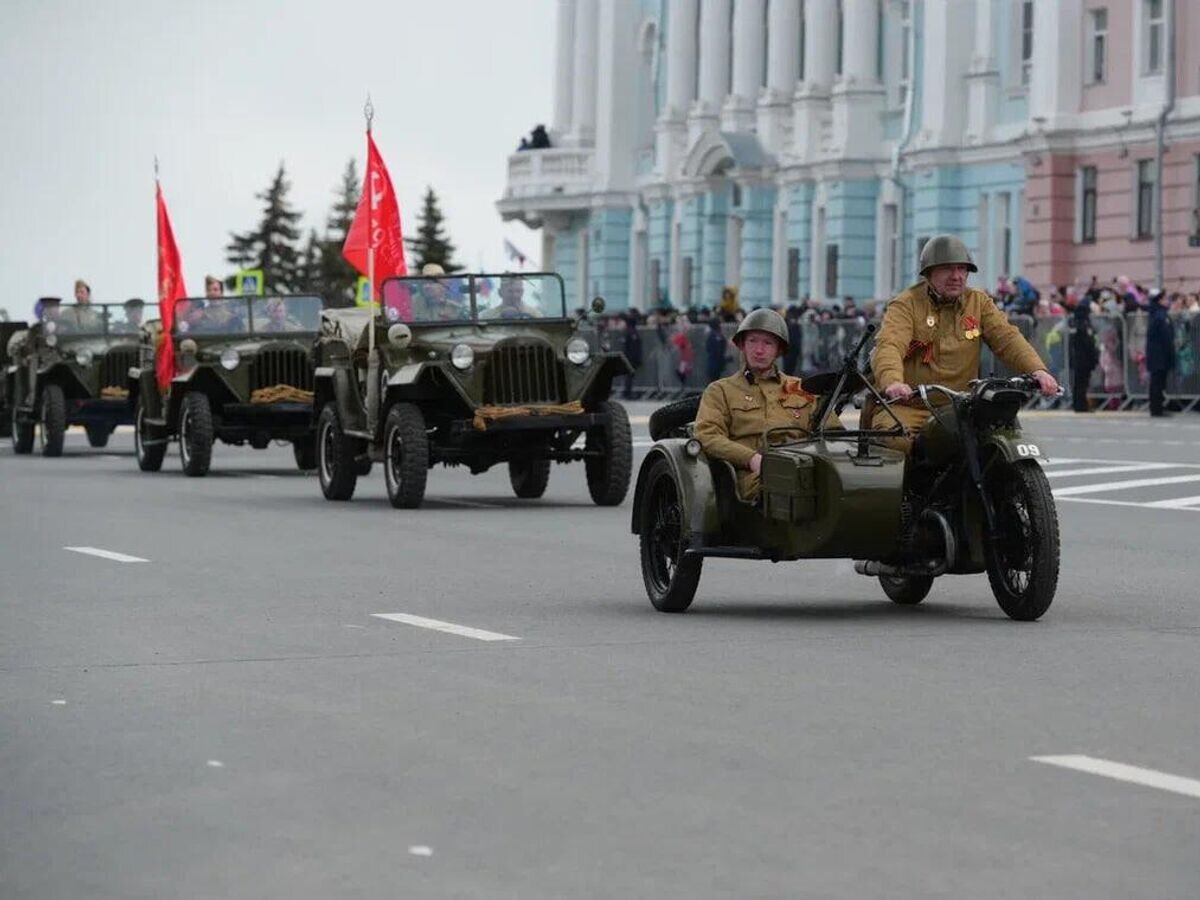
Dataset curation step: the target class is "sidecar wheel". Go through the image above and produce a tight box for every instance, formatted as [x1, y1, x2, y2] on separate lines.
[638, 457, 702, 612]
[879, 575, 933, 605]
[985, 462, 1059, 621]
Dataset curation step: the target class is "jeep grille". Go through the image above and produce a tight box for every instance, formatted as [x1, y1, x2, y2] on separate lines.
[252, 347, 313, 393]
[484, 340, 564, 406]
[101, 348, 138, 389]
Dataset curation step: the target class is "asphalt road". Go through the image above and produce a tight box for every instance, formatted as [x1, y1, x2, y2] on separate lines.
[2, 405, 1199, 899]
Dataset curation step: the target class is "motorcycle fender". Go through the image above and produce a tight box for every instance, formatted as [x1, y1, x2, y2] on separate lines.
[630, 441, 718, 539]
[983, 432, 1047, 465]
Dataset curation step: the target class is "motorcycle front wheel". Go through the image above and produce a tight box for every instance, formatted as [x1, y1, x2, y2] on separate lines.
[985, 462, 1060, 621]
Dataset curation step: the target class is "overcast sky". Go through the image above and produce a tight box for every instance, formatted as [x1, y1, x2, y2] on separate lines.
[0, 0, 554, 316]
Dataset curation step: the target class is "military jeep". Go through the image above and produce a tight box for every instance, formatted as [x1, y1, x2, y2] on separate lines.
[8, 303, 141, 456]
[1, 319, 30, 440]
[130, 294, 324, 476]
[312, 272, 633, 508]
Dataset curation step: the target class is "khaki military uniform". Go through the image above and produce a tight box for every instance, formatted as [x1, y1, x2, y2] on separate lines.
[870, 281, 1045, 446]
[694, 367, 820, 499]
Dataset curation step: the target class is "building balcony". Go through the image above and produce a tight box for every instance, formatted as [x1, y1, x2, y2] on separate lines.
[496, 148, 595, 225]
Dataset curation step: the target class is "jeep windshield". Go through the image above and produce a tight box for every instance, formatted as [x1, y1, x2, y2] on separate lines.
[173, 295, 323, 336]
[379, 273, 567, 324]
[39, 302, 146, 337]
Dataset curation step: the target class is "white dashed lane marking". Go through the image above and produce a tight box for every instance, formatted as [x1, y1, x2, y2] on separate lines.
[1052, 474, 1200, 497]
[1031, 755, 1200, 800]
[371, 613, 520, 642]
[63, 546, 149, 563]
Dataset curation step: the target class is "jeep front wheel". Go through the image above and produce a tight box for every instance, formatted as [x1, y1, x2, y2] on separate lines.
[179, 391, 214, 477]
[292, 437, 317, 471]
[317, 402, 357, 501]
[134, 400, 165, 472]
[383, 403, 429, 509]
[11, 401, 34, 454]
[509, 457, 550, 499]
[40, 384, 66, 457]
[584, 400, 632, 506]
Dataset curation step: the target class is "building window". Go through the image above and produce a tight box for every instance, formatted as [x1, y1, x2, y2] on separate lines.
[898, 0, 912, 108]
[995, 192, 1012, 275]
[835, 1, 844, 76]
[798, 3, 806, 81]
[1088, 8, 1108, 84]
[731, 183, 743, 207]
[1020, 1, 1034, 86]
[977, 195, 990, 281]
[648, 258, 661, 306]
[883, 203, 899, 292]
[824, 244, 839, 299]
[1146, 0, 1164, 75]
[681, 256, 694, 306]
[1136, 159, 1157, 238]
[1079, 166, 1098, 244]
[787, 248, 800, 300]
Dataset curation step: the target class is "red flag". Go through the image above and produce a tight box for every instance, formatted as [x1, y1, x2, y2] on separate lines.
[155, 182, 187, 390]
[342, 131, 407, 310]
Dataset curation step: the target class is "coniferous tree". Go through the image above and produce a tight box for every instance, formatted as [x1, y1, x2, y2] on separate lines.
[299, 229, 324, 295]
[319, 158, 362, 304]
[226, 163, 304, 292]
[406, 187, 460, 272]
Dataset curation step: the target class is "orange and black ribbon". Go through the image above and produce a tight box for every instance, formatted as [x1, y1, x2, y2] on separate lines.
[906, 339, 935, 365]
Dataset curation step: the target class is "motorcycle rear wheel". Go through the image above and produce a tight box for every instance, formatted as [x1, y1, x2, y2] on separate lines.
[985, 462, 1059, 621]
[879, 575, 933, 605]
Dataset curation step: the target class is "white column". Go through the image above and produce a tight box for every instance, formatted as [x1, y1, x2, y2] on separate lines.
[724, 0, 766, 130]
[965, 0, 999, 144]
[1029, 0, 1083, 130]
[757, 0, 800, 152]
[657, 0, 699, 177]
[569, 0, 598, 145]
[553, 0, 577, 138]
[916, 0, 973, 149]
[595, 0, 636, 190]
[665, 0, 699, 117]
[830, 0, 885, 155]
[792, 0, 837, 162]
[697, 0, 731, 110]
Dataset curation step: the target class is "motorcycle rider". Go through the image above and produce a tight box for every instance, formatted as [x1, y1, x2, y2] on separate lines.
[694, 308, 822, 501]
[871, 234, 1058, 449]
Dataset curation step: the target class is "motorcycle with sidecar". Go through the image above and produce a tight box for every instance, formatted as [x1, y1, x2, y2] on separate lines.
[631, 326, 1060, 621]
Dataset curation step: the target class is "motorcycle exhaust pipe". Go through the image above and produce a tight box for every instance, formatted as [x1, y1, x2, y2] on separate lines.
[854, 559, 948, 578]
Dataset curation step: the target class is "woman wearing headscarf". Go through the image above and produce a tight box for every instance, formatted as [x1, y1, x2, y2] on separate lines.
[1069, 299, 1099, 412]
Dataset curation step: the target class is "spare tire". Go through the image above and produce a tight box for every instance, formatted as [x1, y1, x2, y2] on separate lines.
[648, 395, 702, 441]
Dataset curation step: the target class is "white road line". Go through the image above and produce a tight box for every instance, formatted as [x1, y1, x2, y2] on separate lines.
[1142, 494, 1200, 509]
[1057, 496, 1200, 511]
[409, 845, 434, 857]
[1037, 458, 1085, 467]
[1031, 755, 1200, 800]
[371, 613, 519, 642]
[1042, 455, 1200, 469]
[1044, 463, 1178, 479]
[63, 546, 149, 563]
[1052, 474, 1200, 497]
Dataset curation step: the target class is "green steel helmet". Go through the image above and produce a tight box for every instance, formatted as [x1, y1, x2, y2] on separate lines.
[733, 307, 789, 351]
[919, 234, 978, 276]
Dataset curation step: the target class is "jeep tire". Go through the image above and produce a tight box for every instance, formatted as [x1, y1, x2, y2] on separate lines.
[317, 402, 357, 501]
[40, 384, 66, 458]
[134, 399, 166, 472]
[11, 402, 34, 454]
[179, 391, 214, 477]
[383, 403, 429, 509]
[509, 457, 551, 499]
[584, 400, 632, 506]
[292, 437, 317, 471]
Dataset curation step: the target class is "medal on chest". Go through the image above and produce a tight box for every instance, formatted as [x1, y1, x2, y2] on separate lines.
[961, 315, 980, 340]
[926, 314, 936, 328]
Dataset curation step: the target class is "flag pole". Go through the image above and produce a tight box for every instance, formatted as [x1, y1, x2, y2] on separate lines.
[365, 96, 376, 360]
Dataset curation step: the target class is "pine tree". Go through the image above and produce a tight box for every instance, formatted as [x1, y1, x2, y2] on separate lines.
[225, 163, 304, 293]
[299, 229, 324, 295]
[319, 157, 362, 305]
[406, 187, 460, 272]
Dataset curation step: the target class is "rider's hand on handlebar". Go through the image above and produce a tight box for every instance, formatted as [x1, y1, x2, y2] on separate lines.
[884, 382, 914, 402]
[749, 453, 763, 475]
[1030, 369, 1060, 397]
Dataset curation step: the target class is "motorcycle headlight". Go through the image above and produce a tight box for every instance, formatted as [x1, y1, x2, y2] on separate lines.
[450, 343, 474, 371]
[75, 349, 94, 366]
[220, 348, 240, 370]
[566, 338, 590, 366]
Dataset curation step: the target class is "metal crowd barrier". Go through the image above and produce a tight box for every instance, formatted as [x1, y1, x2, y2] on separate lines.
[584, 311, 1200, 409]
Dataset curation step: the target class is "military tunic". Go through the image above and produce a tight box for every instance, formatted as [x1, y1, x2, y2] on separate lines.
[694, 367, 819, 499]
[870, 281, 1045, 442]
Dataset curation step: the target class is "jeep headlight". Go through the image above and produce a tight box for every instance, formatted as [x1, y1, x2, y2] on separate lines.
[75, 348, 94, 366]
[178, 338, 198, 356]
[450, 343, 474, 371]
[219, 348, 240, 370]
[387, 322, 413, 349]
[566, 337, 590, 366]
[45, 334, 57, 348]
